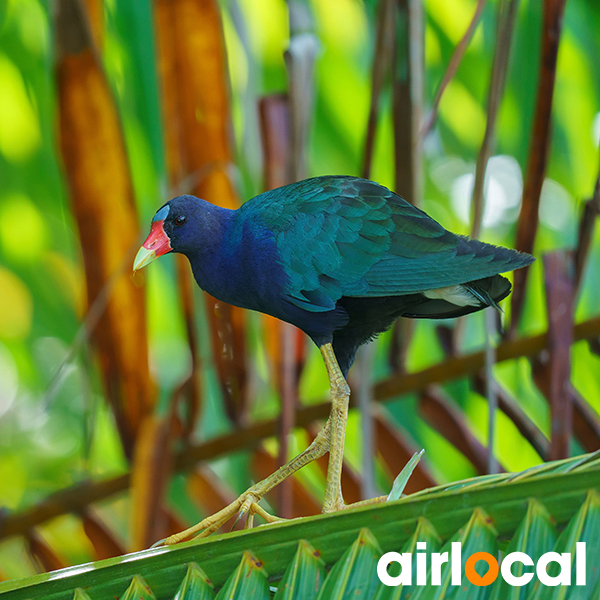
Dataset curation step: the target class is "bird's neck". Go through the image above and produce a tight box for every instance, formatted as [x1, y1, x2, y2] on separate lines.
[184, 203, 284, 313]
[182, 203, 237, 293]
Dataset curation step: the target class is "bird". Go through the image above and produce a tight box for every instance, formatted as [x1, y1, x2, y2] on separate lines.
[133, 175, 534, 543]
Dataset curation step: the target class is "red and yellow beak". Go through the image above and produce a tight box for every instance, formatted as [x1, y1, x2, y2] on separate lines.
[133, 219, 172, 272]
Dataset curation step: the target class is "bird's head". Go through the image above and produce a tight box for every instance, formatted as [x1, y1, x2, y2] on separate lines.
[133, 195, 203, 272]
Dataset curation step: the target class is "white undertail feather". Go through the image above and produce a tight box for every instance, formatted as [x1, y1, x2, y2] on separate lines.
[423, 284, 482, 307]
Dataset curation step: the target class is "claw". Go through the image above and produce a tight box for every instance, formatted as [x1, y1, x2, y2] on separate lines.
[230, 510, 245, 532]
[231, 495, 253, 530]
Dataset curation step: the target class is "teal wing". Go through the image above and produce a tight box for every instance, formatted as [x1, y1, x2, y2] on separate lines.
[245, 176, 533, 313]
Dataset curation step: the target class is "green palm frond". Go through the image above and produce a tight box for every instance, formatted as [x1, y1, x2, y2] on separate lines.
[1, 451, 599, 599]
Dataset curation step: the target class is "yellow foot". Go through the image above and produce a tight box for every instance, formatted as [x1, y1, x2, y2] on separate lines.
[321, 494, 388, 516]
[158, 488, 286, 546]
[155, 419, 332, 547]
[343, 495, 388, 509]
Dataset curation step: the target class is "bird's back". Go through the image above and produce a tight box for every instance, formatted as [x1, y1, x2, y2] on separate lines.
[241, 176, 533, 317]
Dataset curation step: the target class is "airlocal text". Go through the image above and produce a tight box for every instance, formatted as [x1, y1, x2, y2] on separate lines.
[377, 542, 586, 587]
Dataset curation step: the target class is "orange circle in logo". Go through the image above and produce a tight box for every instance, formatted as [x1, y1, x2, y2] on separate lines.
[464, 552, 499, 586]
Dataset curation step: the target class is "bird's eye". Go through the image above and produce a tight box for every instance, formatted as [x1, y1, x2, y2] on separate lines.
[174, 215, 187, 227]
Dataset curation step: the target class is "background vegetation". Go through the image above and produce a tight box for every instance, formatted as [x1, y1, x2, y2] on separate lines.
[0, 0, 599, 582]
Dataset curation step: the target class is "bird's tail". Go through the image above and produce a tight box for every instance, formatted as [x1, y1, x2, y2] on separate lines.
[402, 274, 512, 320]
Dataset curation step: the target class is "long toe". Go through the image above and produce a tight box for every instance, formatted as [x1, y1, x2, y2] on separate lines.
[161, 488, 287, 545]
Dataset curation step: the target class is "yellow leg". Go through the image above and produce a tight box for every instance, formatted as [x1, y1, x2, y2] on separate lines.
[160, 343, 357, 545]
[161, 419, 332, 544]
[320, 343, 350, 512]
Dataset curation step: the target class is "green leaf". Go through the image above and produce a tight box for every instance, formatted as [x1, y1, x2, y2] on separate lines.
[273, 540, 326, 599]
[72, 590, 92, 600]
[530, 490, 600, 600]
[489, 499, 556, 600]
[214, 551, 270, 600]
[373, 518, 441, 600]
[119, 575, 156, 600]
[174, 563, 215, 600]
[588, 574, 600, 600]
[387, 450, 425, 501]
[411, 508, 498, 600]
[315, 528, 381, 600]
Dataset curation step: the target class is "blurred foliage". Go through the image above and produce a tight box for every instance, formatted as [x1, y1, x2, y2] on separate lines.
[0, 0, 599, 581]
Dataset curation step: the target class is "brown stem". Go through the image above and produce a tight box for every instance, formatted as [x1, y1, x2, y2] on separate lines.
[470, 0, 520, 239]
[509, 0, 568, 336]
[573, 154, 600, 297]
[422, 0, 487, 139]
[362, 0, 395, 180]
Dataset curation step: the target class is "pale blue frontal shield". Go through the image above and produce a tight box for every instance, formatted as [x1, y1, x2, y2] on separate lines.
[152, 205, 170, 222]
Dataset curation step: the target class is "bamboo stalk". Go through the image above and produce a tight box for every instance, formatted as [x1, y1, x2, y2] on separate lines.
[56, 0, 156, 458]
[543, 251, 575, 460]
[573, 154, 600, 297]
[421, 0, 487, 139]
[154, 0, 249, 426]
[393, 0, 424, 206]
[509, 0, 568, 336]
[470, 0, 520, 239]
[361, 0, 395, 180]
